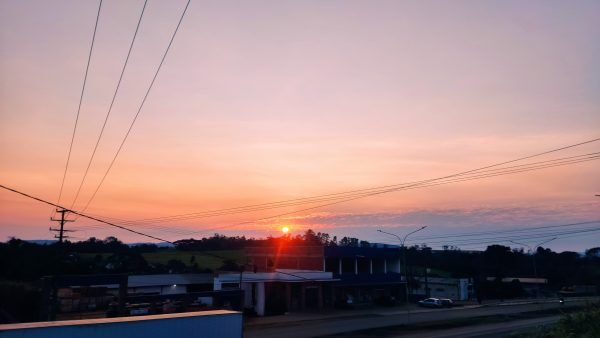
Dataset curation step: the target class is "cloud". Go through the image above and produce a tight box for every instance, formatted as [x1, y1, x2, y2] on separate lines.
[263, 202, 600, 230]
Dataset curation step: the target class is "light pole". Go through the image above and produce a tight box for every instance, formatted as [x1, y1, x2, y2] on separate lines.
[510, 237, 556, 299]
[378, 226, 427, 304]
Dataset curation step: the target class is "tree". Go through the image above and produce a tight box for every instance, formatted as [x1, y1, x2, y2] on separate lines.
[303, 229, 322, 245]
[339, 237, 359, 247]
[586, 247, 600, 258]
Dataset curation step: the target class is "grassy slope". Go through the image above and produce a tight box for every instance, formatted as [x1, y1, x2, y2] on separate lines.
[141, 249, 245, 271]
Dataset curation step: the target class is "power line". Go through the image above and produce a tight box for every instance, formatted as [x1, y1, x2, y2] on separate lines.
[192, 154, 600, 237]
[375, 221, 600, 246]
[372, 224, 600, 249]
[407, 226, 600, 247]
[70, 0, 149, 210]
[409, 220, 600, 241]
[0, 184, 173, 244]
[54, 0, 103, 213]
[101, 138, 600, 225]
[66, 139, 599, 240]
[77, 152, 598, 239]
[77, 0, 192, 215]
[101, 151, 600, 226]
[81, 153, 599, 239]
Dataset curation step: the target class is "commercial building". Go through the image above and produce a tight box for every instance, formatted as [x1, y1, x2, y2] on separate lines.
[214, 269, 336, 316]
[127, 274, 214, 295]
[246, 245, 406, 309]
[411, 277, 471, 301]
[42, 274, 241, 319]
[323, 246, 405, 306]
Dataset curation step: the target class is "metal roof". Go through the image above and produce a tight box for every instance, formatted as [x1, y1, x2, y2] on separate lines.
[128, 274, 214, 287]
[216, 269, 336, 283]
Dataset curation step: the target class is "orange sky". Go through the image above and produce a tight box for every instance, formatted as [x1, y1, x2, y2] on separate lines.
[1, 0, 599, 250]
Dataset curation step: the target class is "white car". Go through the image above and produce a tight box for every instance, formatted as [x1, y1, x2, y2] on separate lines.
[417, 298, 443, 308]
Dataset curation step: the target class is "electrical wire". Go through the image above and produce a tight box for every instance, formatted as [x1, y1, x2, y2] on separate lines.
[407, 226, 600, 247]
[77, 0, 192, 215]
[110, 138, 600, 224]
[97, 151, 600, 226]
[79, 153, 600, 239]
[409, 220, 600, 241]
[183, 156, 600, 238]
[372, 224, 600, 249]
[0, 184, 174, 244]
[70, 0, 148, 210]
[53, 0, 103, 215]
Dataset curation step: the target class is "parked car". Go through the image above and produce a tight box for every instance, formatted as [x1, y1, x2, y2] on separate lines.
[417, 298, 442, 308]
[439, 298, 454, 308]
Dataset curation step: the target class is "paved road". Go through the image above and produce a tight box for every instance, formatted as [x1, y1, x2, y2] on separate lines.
[245, 299, 592, 338]
[353, 315, 560, 338]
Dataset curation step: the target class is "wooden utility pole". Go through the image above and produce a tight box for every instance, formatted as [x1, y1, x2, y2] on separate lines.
[49, 209, 75, 243]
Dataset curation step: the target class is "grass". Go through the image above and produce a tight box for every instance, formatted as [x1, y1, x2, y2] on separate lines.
[141, 249, 245, 271]
[520, 304, 600, 338]
[79, 249, 245, 271]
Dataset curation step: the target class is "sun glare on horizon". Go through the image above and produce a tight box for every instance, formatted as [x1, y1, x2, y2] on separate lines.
[281, 226, 290, 234]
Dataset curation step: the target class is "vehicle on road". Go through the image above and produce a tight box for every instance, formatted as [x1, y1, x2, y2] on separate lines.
[418, 298, 443, 308]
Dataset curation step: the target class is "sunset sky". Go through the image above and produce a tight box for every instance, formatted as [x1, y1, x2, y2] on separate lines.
[1, 0, 599, 251]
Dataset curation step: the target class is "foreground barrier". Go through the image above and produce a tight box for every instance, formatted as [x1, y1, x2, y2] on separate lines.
[0, 310, 242, 338]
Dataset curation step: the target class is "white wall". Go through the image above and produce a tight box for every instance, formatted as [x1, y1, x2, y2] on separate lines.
[412, 278, 470, 301]
[0, 311, 242, 338]
[127, 285, 187, 296]
[255, 282, 265, 316]
[160, 284, 187, 295]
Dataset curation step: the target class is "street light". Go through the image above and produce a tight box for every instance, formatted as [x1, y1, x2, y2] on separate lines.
[377, 226, 427, 304]
[510, 237, 557, 299]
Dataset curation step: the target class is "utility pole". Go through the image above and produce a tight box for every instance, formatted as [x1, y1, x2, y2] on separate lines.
[510, 237, 556, 299]
[49, 209, 75, 243]
[378, 226, 428, 326]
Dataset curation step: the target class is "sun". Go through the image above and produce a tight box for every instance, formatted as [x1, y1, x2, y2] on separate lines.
[281, 226, 290, 234]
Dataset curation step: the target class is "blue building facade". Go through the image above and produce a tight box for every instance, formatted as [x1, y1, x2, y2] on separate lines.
[323, 246, 406, 306]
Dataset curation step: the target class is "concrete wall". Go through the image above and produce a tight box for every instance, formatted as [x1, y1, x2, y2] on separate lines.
[412, 278, 470, 301]
[127, 284, 187, 295]
[0, 310, 242, 338]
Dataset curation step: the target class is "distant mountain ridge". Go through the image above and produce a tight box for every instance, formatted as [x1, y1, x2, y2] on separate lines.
[22, 239, 174, 247]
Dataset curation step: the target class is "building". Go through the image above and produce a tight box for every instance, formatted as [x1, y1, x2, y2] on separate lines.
[54, 274, 215, 313]
[323, 246, 405, 306]
[247, 246, 324, 271]
[246, 245, 406, 308]
[559, 285, 598, 297]
[42, 274, 240, 319]
[411, 277, 471, 301]
[126, 274, 214, 295]
[214, 269, 336, 316]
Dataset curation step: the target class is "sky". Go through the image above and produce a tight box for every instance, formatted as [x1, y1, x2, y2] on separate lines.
[1, 0, 599, 251]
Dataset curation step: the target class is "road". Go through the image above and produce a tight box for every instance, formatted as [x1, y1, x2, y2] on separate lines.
[245, 298, 593, 338]
[331, 315, 561, 338]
